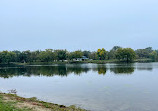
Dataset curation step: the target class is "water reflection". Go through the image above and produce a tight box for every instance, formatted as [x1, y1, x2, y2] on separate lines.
[0, 63, 158, 111]
[110, 67, 134, 74]
[136, 63, 153, 71]
[0, 63, 154, 78]
[0, 65, 90, 78]
[97, 65, 107, 75]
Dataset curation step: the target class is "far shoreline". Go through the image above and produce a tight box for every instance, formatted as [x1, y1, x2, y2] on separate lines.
[0, 58, 153, 66]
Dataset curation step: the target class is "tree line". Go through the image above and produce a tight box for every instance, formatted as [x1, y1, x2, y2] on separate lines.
[0, 46, 158, 64]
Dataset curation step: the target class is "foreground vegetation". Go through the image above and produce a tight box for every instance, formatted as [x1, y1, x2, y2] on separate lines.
[0, 93, 86, 111]
[0, 46, 157, 64]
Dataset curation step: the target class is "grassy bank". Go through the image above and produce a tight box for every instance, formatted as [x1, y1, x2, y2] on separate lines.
[0, 58, 153, 66]
[10, 59, 119, 65]
[134, 58, 153, 62]
[0, 93, 86, 111]
[13, 59, 153, 65]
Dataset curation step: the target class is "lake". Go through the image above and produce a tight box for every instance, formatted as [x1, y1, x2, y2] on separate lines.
[0, 63, 158, 111]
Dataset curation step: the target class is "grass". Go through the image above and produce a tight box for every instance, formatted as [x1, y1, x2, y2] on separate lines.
[0, 94, 31, 111]
[2, 58, 154, 66]
[134, 58, 153, 62]
[0, 93, 86, 111]
[83, 59, 118, 64]
[11, 59, 118, 65]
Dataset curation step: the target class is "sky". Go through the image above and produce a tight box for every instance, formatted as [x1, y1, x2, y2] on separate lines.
[0, 0, 158, 51]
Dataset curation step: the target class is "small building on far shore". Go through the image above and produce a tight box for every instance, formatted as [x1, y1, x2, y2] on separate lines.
[73, 56, 89, 61]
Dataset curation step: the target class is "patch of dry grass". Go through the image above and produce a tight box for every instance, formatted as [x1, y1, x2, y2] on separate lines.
[0, 93, 86, 111]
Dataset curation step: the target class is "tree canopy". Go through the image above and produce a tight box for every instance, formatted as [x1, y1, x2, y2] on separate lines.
[116, 48, 136, 62]
[0, 46, 157, 64]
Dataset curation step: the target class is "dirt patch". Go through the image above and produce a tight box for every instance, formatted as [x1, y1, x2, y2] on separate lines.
[2, 94, 52, 111]
[16, 102, 52, 111]
[3, 95, 16, 102]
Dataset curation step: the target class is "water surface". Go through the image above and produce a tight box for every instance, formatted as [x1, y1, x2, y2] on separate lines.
[0, 63, 158, 111]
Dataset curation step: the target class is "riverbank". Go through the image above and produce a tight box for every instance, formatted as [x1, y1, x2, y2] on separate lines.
[10, 59, 153, 65]
[0, 59, 153, 66]
[0, 93, 86, 111]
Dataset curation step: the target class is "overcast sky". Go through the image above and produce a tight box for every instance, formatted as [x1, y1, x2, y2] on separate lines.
[0, 0, 158, 51]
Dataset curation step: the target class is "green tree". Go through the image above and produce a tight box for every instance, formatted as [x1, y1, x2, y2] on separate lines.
[89, 51, 98, 60]
[116, 48, 136, 62]
[72, 50, 83, 59]
[135, 47, 153, 59]
[38, 49, 55, 62]
[97, 48, 107, 60]
[150, 51, 158, 61]
[0, 51, 16, 64]
[108, 46, 121, 59]
[30, 50, 40, 62]
[55, 50, 67, 61]
[83, 50, 91, 58]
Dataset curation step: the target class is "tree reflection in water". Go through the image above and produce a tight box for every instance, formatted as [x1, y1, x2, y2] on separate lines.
[0, 63, 153, 78]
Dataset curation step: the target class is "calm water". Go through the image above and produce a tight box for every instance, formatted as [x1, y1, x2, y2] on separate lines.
[0, 63, 158, 111]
